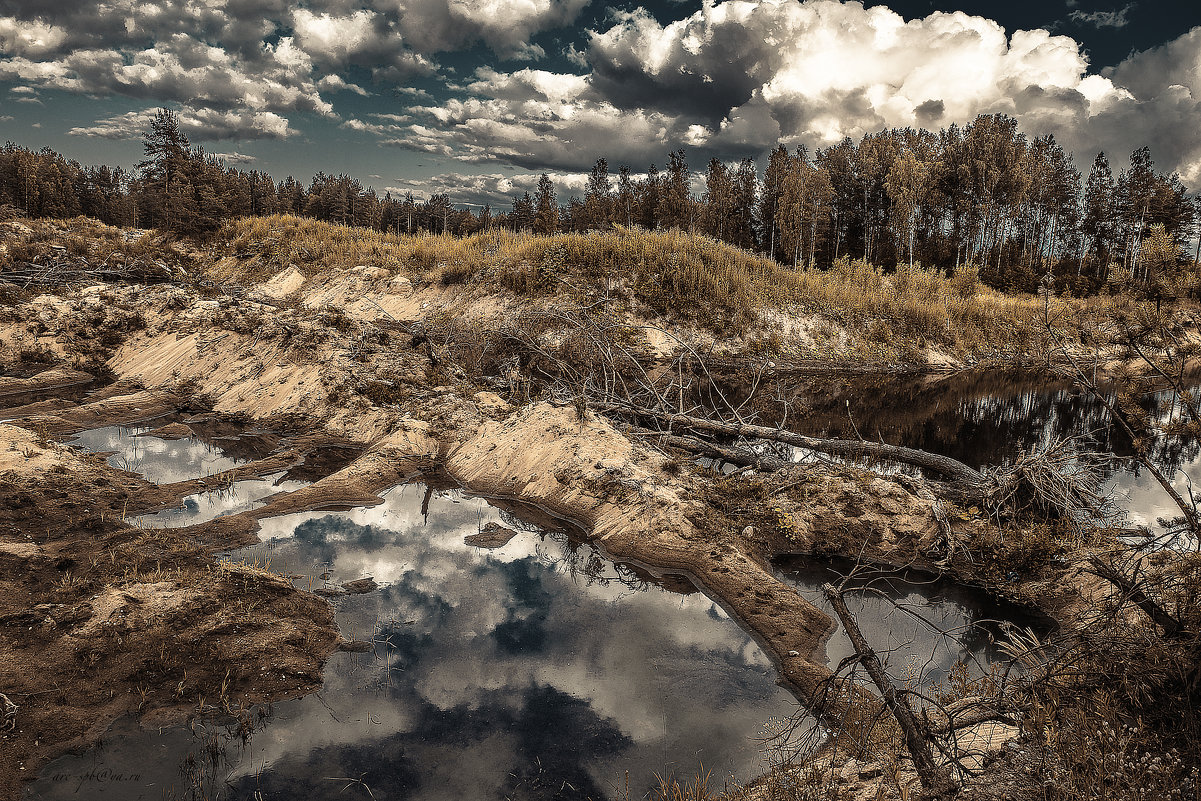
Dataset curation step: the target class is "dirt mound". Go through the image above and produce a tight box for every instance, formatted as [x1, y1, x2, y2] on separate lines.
[0, 368, 94, 398]
[443, 402, 840, 701]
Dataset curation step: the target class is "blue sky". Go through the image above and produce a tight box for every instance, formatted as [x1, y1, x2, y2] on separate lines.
[1, 0, 1198, 206]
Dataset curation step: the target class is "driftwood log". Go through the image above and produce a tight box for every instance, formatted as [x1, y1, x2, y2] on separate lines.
[822, 582, 960, 799]
[599, 401, 992, 495]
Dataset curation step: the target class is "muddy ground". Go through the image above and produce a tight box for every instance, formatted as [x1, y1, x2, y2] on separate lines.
[0, 240, 1115, 800]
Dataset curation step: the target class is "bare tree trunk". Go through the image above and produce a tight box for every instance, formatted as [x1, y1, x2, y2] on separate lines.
[624, 426, 789, 472]
[1087, 556, 1184, 639]
[598, 403, 990, 490]
[822, 583, 959, 799]
[832, 213, 842, 263]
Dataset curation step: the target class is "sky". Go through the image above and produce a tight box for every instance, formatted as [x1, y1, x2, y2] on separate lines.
[0, 0, 1199, 208]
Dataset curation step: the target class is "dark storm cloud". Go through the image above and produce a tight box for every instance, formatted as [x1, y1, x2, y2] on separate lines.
[1091, 29, 1201, 184]
[382, 1, 1201, 185]
[378, 1, 1133, 174]
[914, 99, 946, 125]
[586, 7, 771, 123]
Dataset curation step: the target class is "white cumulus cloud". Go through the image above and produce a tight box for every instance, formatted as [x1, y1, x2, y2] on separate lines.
[69, 106, 295, 140]
[371, 0, 1201, 187]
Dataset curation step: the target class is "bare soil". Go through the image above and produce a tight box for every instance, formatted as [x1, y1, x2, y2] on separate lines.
[0, 424, 341, 798]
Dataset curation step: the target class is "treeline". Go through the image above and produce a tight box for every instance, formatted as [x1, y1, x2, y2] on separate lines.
[2, 109, 1198, 295]
[0, 109, 487, 239]
[519, 115, 1200, 294]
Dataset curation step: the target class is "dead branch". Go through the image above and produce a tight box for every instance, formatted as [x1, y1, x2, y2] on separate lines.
[1086, 555, 1185, 639]
[621, 424, 790, 472]
[822, 581, 959, 799]
[599, 401, 991, 491]
[987, 437, 1121, 530]
[1041, 288, 1201, 537]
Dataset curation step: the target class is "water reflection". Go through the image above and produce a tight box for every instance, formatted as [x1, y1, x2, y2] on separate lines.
[26, 485, 795, 800]
[778, 558, 1032, 691]
[70, 425, 247, 485]
[743, 370, 1201, 533]
[130, 473, 310, 528]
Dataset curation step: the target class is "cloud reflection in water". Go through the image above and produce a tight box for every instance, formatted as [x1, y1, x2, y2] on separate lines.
[27, 483, 794, 801]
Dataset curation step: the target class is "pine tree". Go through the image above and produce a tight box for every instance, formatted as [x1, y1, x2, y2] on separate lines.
[1081, 152, 1115, 280]
[729, 158, 758, 251]
[702, 158, 733, 241]
[583, 158, 612, 229]
[137, 108, 192, 231]
[512, 192, 534, 231]
[616, 166, 635, 228]
[1141, 223, 1181, 309]
[533, 175, 558, 234]
[656, 150, 693, 231]
[1118, 146, 1156, 277]
[760, 145, 790, 260]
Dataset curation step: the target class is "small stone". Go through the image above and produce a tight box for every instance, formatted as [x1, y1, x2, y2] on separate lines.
[787, 650, 800, 657]
[465, 522, 519, 549]
[341, 577, 378, 594]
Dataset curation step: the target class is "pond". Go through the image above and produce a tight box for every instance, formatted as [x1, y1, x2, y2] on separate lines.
[753, 368, 1201, 532]
[28, 368, 1150, 799]
[777, 556, 1041, 691]
[26, 484, 796, 800]
[71, 424, 249, 485]
[67, 421, 312, 527]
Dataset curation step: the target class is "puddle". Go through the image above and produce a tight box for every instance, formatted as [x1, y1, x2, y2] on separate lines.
[777, 557, 1038, 692]
[26, 484, 795, 800]
[130, 472, 310, 528]
[70, 425, 250, 485]
[735, 370, 1201, 538]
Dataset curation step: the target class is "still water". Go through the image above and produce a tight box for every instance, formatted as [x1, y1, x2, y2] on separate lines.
[26, 485, 797, 800]
[69, 423, 308, 527]
[778, 557, 1036, 692]
[764, 369, 1201, 531]
[70, 424, 249, 485]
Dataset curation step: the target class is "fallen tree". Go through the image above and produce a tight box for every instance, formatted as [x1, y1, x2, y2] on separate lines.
[600, 399, 992, 492]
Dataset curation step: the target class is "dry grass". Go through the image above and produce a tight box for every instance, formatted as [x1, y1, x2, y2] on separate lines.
[0, 216, 192, 273]
[210, 214, 489, 283]
[210, 215, 1169, 360]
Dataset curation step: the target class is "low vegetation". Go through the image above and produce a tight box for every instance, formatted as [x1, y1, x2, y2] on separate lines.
[0, 216, 194, 275]
[209, 214, 1179, 365]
